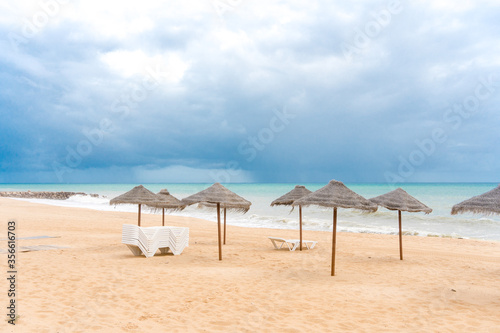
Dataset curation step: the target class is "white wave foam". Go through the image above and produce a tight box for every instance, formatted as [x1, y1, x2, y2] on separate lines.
[8, 191, 500, 241]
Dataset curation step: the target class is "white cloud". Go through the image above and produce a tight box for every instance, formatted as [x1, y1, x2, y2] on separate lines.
[60, 0, 213, 40]
[100, 49, 189, 83]
[0, 40, 51, 77]
[424, 0, 476, 12]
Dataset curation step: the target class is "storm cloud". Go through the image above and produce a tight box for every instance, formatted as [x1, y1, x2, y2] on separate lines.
[1, 0, 499, 183]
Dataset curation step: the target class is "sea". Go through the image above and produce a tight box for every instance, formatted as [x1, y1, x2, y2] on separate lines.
[1, 183, 499, 241]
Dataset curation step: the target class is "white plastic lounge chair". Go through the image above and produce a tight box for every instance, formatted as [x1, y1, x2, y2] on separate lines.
[122, 224, 189, 257]
[268, 237, 317, 251]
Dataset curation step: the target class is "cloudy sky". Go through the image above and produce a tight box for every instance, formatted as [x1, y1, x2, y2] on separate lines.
[1, 0, 499, 184]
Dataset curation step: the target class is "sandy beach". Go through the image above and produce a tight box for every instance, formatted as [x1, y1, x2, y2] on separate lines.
[1, 197, 499, 332]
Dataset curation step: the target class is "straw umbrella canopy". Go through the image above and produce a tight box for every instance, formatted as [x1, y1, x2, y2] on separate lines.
[270, 185, 312, 251]
[451, 184, 500, 216]
[148, 189, 186, 226]
[293, 180, 378, 276]
[109, 185, 160, 226]
[181, 183, 251, 260]
[369, 188, 432, 260]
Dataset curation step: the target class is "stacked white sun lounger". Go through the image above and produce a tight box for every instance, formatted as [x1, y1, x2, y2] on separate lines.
[163, 227, 190, 255]
[122, 224, 189, 257]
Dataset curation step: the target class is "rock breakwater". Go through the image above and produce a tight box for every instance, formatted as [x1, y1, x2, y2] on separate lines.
[0, 191, 101, 200]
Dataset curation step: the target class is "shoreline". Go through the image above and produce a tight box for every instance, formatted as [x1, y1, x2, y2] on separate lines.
[7, 195, 500, 243]
[1, 197, 499, 331]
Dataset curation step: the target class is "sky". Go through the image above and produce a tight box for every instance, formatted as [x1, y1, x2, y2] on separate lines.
[0, 0, 499, 184]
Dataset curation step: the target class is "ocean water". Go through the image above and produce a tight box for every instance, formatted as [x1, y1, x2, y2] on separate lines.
[1, 183, 500, 241]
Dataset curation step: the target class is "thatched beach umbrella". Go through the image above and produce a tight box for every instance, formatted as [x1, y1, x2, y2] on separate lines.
[182, 183, 251, 260]
[293, 180, 378, 276]
[151, 189, 186, 226]
[109, 185, 160, 226]
[270, 185, 312, 251]
[451, 184, 500, 216]
[369, 188, 432, 260]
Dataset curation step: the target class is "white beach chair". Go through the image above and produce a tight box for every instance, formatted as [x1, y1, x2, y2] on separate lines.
[166, 227, 189, 255]
[122, 224, 189, 257]
[268, 237, 317, 251]
[122, 224, 143, 256]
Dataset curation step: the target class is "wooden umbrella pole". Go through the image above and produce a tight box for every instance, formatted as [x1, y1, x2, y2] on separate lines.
[331, 207, 337, 276]
[217, 203, 222, 260]
[299, 205, 303, 251]
[162, 208, 165, 226]
[223, 207, 227, 245]
[137, 204, 141, 227]
[399, 210, 403, 260]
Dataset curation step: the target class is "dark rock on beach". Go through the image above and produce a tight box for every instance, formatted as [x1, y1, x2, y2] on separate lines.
[0, 191, 101, 200]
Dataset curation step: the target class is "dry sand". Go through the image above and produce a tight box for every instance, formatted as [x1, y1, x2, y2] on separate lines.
[1, 197, 499, 332]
